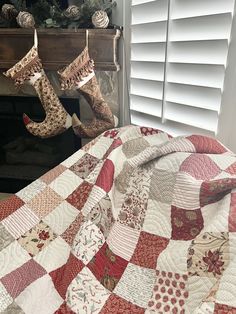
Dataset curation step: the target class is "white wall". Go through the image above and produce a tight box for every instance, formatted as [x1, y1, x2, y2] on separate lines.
[112, 0, 131, 126]
[218, 7, 236, 153]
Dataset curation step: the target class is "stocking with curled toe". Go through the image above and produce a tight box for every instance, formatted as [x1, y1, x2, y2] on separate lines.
[58, 46, 117, 138]
[4, 29, 71, 139]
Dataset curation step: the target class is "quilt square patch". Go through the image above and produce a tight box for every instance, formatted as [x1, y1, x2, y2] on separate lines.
[171, 206, 204, 240]
[106, 222, 140, 261]
[95, 159, 115, 193]
[147, 270, 188, 313]
[87, 242, 128, 292]
[66, 267, 110, 314]
[0, 223, 15, 251]
[0, 195, 24, 221]
[43, 201, 79, 236]
[72, 220, 105, 265]
[27, 187, 63, 219]
[0, 241, 30, 279]
[2, 205, 40, 239]
[16, 179, 46, 203]
[214, 303, 236, 313]
[114, 263, 156, 308]
[34, 236, 71, 273]
[0, 282, 13, 312]
[61, 213, 84, 246]
[15, 275, 63, 314]
[1, 301, 24, 314]
[49, 169, 83, 199]
[54, 302, 76, 314]
[70, 153, 100, 179]
[188, 232, 230, 279]
[17, 221, 57, 257]
[50, 253, 84, 299]
[40, 164, 67, 184]
[100, 294, 145, 314]
[1, 259, 46, 298]
[131, 232, 169, 269]
[66, 181, 94, 211]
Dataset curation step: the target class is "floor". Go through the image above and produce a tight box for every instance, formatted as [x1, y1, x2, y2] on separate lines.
[0, 193, 12, 201]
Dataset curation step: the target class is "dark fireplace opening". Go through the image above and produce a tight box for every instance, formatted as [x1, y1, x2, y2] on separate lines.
[0, 96, 81, 193]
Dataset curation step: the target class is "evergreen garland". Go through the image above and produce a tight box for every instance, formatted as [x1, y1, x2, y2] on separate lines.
[0, 0, 117, 28]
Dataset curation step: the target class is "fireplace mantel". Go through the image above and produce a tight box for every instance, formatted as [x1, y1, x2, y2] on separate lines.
[0, 28, 121, 71]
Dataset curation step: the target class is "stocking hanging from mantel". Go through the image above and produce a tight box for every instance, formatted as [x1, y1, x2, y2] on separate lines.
[58, 38, 117, 138]
[4, 29, 72, 139]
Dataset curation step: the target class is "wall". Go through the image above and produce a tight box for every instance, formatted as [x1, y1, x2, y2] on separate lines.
[217, 5, 236, 153]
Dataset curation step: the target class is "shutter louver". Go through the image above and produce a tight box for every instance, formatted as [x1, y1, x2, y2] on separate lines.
[130, 0, 235, 136]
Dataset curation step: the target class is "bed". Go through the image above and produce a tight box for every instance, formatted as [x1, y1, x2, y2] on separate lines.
[0, 125, 236, 313]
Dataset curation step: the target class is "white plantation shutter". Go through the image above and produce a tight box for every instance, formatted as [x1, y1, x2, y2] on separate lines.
[130, 0, 235, 136]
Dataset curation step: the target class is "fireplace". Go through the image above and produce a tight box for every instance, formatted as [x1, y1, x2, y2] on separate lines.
[0, 96, 81, 193]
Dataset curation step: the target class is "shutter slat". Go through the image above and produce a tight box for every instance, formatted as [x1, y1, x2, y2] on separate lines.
[130, 95, 162, 117]
[132, 0, 156, 6]
[131, 111, 214, 137]
[169, 13, 232, 42]
[168, 40, 229, 65]
[171, 0, 234, 20]
[131, 22, 167, 43]
[165, 83, 222, 112]
[131, 78, 163, 100]
[132, 0, 168, 24]
[166, 63, 225, 89]
[165, 102, 218, 132]
[131, 43, 166, 62]
[131, 61, 165, 81]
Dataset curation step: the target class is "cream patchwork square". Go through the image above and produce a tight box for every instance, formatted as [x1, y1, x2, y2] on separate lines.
[0, 241, 30, 278]
[61, 149, 86, 168]
[2, 205, 40, 239]
[49, 169, 83, 199]
[16, 179, 47, 203]
[15, 275, 63, 314]
[201, 194, 231, 233]
[157, 239, 192, 274]
[72, 220, 105, 265]
[87, 136, 113, 159]
[143, 200, 172, 238]
[43, 201, 79, 235]
[107, 222, 140, 261]
[207, 154, 236, 171]
[0, 282, 13, 312]
[66, 267, 110, 314]
[34, 236, 70, 273]
[114, 263, 156, 308]
[215, 233, 236, 308]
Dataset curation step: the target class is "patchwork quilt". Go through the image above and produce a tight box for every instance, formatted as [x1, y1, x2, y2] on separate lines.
[1, 125, 236, 314]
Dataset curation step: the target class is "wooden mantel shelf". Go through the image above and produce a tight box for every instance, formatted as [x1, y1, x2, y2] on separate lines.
[0, 28, 121, 71]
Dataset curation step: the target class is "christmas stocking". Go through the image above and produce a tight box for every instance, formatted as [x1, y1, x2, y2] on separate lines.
[4, 29, 71, 139]
[58, 46, 117, 138]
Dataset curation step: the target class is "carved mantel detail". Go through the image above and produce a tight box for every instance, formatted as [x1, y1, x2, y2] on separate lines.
[0, 28, 121, 71]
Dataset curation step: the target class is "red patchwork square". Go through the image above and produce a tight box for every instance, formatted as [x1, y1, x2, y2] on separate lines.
[70, 153, 100, 179]
[186, 135, 227, 154]
[102, 138, 122, 160]
[214, 303, 236, 313]
[66, 181, 93, 210]
[229, 193, 236, 232]
[100, 294, 145, 314]
[87, 243, 128, 291]
[225, 162, 236, 175]
[50, 253, 84, 299]
[61, 213, 84, 246]
[131, 232, 169, 269]
[54, 302, 76, 314]
[171, 206, 203, 240]
[1, 259, 46, 298]
[0, 195, 24, 220]
[95, 159, 114, 193]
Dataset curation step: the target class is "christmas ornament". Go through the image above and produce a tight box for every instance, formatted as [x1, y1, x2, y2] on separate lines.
[16, 11, 35, 28]
[64, 5, 80, 20]
[1, 4, 18, 20]
[92, 10, 109, 29]
[58, 46, 116, 138]
[4, 30, 72, 139]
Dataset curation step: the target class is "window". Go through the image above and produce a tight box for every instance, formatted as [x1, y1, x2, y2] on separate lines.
[129, 0, 235, 136]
